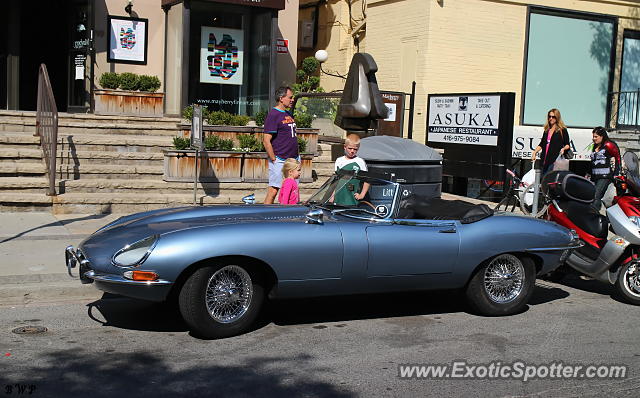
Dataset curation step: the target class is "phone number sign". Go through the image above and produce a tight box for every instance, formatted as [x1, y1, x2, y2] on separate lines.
[427, 95, 500, 146]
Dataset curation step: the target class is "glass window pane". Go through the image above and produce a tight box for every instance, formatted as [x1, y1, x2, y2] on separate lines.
[618, 36, 640, 125]
[523, 12, 614, 127]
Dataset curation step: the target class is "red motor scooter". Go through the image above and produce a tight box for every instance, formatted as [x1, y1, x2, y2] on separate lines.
[541, 152, 640, 305]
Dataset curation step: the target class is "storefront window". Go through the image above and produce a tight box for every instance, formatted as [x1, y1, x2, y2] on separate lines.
[522, 10, 615, 127]
[188, 1, 272, 117]
[618, 32, 640, 125]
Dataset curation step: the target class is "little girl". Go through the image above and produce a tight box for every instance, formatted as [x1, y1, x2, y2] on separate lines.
[278, 158, 300, 205]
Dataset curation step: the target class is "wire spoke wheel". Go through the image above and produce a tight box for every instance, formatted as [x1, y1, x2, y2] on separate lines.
[621, 263, 640, 298]
[205, 265, 253, 324]
[483, 254, 525, 304]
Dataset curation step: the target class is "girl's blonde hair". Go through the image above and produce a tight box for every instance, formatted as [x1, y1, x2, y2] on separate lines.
[282, 158, 300, 178]
[543, 108, 567, 133]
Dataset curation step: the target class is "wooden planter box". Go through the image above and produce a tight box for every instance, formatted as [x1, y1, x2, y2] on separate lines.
[95, 89, 164, 117]
[178, 125, 319, 155]
[163, 150, 242, 182]
[243, 152, 314, 183]
[163, 149, 314, 183]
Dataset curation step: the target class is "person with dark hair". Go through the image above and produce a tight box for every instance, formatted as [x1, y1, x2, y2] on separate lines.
[263, 86, 299, 204]
[531, 108, 571, 174]
[590, 126, 621, 211]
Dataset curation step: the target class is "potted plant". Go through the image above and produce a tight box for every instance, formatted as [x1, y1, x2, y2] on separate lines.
[95, 72, 164, 117]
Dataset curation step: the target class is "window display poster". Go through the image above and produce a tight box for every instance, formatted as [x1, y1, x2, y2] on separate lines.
[200, 27, 243, 85]
[108, 16, 147, 64]
[427, 95, 501, 146]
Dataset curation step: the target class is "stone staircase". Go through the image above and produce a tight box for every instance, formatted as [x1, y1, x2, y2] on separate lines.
[0, 111, 335, 214]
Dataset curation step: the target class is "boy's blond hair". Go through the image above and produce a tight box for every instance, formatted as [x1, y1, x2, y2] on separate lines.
[281, 158, 300, 178]
[344, 133, 361, 147]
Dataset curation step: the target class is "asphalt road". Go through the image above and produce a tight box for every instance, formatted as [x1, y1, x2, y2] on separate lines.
[1, 275, 639, 397]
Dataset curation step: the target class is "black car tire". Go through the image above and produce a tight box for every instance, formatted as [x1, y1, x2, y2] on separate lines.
[465, 254, 536, 316]
[179, 263, 265, 339]
[614, 261, 640, 306]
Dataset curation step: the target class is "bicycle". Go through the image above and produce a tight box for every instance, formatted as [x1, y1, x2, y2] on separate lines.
[494, 169, 549, 217]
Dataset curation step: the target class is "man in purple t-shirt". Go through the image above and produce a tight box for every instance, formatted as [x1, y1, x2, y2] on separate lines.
[263, 86, 299, 204]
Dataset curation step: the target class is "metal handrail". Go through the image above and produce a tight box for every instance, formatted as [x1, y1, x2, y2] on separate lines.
[35, 64, 58, 196]
[608, 89, 640, 131]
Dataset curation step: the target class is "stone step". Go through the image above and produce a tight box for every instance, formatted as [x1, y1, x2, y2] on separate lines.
[56, 163, 163, 180]
[0, 162, 45, 176]
[0, 192, 53, 212]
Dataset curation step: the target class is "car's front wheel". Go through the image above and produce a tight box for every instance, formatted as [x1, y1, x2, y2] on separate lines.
[179, 263, 264, 339]
[465, 254, 535, 316]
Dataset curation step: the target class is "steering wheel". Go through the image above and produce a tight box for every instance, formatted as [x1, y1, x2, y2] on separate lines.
[359, 200, 377, 211]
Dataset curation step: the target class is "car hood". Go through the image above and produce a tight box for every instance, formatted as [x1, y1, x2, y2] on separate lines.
[80, 205, 310, 257]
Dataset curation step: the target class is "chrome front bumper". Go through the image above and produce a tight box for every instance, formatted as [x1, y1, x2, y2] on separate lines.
[84, 270, 172, 286]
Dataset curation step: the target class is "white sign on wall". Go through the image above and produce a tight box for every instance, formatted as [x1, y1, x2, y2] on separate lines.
[384, 103, 396, 122]
[200, 27, 243, 85]
[427, 95, 501, 146]
[511, 125, 593, 160]
[108, 17, 147, 64]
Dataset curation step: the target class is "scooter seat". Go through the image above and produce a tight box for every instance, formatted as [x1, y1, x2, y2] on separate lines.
[557, 200, 608, 239]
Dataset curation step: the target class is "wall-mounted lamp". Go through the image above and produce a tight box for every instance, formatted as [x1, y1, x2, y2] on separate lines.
[125, 0, 134, 15]
[314, 50, 346, 80]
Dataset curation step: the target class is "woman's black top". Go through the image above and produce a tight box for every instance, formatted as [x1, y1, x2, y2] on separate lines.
[538, 128, 570, 171]
[590, 140, 621, 180]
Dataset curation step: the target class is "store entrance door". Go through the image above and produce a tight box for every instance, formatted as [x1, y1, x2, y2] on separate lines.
[1, 0, 90, 112]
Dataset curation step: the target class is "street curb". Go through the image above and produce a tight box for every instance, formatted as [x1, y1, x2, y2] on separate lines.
[0, 280, 103, 307]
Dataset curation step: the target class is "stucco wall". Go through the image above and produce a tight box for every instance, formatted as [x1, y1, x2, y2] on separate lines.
[94, 0, 166, 91]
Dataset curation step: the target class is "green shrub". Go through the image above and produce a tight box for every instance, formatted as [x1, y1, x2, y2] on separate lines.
[294, 112, 313, 128]
[237, 134, 264, 151]
[207, 111, 250, 126]
[138, 75, 161, 92]
[207, 110, 233, 125]
[218, 138, 234, 151]
[119, 72, 140, 91]
[254, 109, 267, 126]
[182, 105, 210, 121]
[173, 136, 190, 150]
[203, 135, 235, 151]
[297, 137, 308, 154]
[99, 72, 120, 89]
[230, 114, 250, 126]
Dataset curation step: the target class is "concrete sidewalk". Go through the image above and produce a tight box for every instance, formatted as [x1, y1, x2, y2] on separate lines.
[0, 212, 123, 306]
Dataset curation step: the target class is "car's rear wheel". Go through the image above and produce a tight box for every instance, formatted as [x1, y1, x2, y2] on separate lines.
[466, 254, 535, 316]
[179, 263, 264, 338]
[615, 260, 640, 306]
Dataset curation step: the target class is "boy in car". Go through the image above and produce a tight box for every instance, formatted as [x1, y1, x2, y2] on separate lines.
[333, 133, 370, 206]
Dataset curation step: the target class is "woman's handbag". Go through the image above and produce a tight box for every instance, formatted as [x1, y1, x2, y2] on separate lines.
[564, 149, 575, 160]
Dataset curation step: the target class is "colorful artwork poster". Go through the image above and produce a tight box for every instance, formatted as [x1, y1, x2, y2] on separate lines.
[107, 16, 148, 64]
[200, 26, 243, 85]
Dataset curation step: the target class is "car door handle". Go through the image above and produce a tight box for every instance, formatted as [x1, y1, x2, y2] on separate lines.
[438, 228, 457, 233]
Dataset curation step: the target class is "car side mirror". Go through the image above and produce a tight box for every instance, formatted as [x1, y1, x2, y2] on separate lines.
[305, 208, 324, 224]
[242, 193, 256, 205]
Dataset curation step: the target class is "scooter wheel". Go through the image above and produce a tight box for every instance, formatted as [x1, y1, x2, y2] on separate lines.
[615, 261, 640, 306]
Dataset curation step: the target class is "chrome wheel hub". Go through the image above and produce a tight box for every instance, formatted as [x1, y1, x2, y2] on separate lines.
[483, 254, 525, 304]
[623, 263, 640, 297]
[205, 265, 253, 324]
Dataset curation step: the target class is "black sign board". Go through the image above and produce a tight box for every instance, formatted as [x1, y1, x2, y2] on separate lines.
[426, 92, 515, 181]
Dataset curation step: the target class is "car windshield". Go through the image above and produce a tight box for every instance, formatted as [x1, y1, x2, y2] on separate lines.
[305, 170, 399, 219]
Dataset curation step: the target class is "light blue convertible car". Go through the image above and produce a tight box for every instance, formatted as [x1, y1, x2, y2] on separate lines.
[66, 170, 580, 338]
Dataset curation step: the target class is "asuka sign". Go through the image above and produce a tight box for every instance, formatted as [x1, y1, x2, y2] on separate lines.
[200, 27, 244, 85]
[427, 94, 501, 146]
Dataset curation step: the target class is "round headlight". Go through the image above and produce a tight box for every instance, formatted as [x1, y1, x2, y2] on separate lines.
[112, 235, 159, 267]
